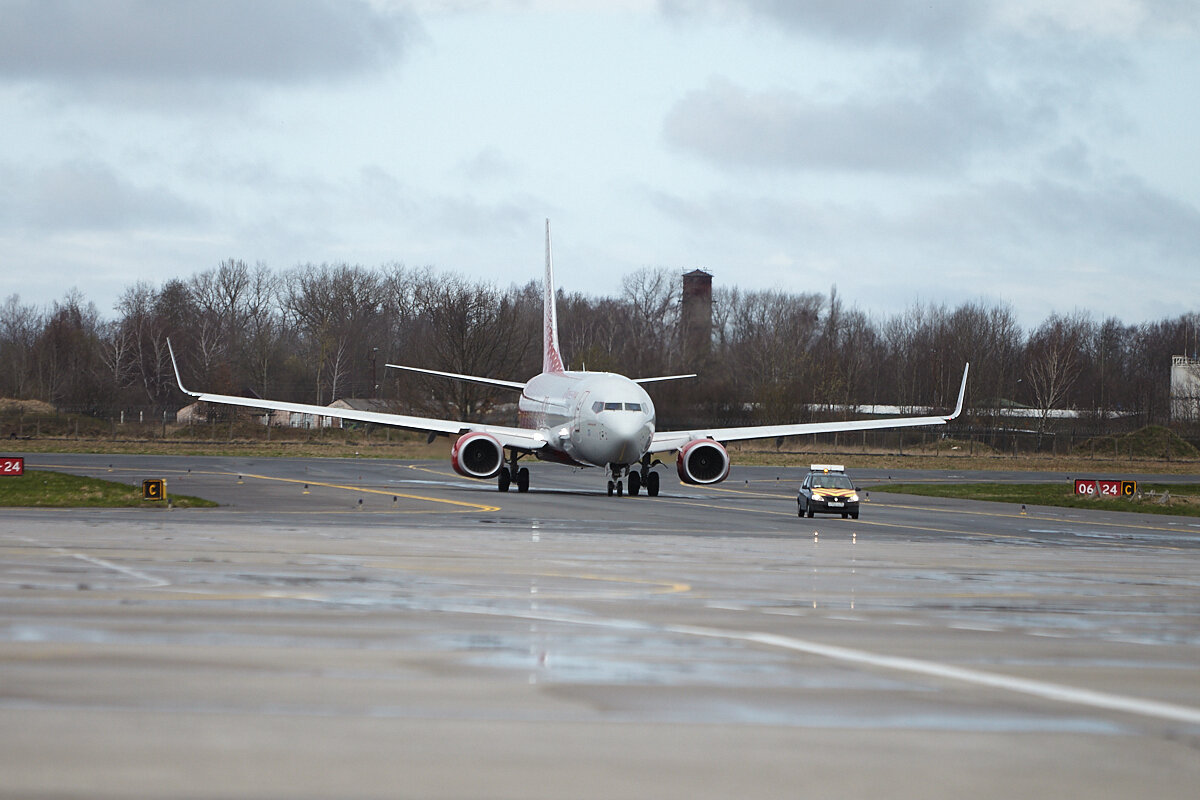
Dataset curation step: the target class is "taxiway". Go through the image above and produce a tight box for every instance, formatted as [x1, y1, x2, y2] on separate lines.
[2, 454, 1198, 798]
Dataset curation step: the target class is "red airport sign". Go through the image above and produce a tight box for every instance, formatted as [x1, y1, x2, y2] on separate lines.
[1074, 479, 1136, 497]
[1, 456, 24, 476]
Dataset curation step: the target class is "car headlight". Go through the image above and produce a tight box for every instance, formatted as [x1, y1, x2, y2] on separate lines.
[811, 493, 824, 501]
[849, 493, 859, 502]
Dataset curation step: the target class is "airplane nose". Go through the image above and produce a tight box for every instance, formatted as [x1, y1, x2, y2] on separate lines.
[608, 415, 653, 462]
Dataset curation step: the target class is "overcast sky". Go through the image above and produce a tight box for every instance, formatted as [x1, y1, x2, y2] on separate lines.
[2, 0, 1198, 329]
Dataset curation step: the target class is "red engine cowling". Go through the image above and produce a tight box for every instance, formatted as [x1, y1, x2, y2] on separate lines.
[450, 432, 504, 479]
[676, 438, 731, 485]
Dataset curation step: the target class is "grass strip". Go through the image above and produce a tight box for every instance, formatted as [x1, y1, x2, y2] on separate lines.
[0, 470, 217, 508]
[865, 482, 1200, 517]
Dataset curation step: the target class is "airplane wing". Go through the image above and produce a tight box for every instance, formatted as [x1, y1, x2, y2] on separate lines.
[385, 363, 526, 390]
[651, 363, 969, 452]
[169, 341, 547, 452]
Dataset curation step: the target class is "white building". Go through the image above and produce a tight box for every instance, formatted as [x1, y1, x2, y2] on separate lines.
[1170, 356, 1200, 421]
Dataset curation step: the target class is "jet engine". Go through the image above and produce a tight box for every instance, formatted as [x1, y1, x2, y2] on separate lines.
[450, 431, 504, 479]
[676, 438, 730, 485]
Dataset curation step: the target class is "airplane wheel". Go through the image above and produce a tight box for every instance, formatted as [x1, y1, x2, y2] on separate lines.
[616, 480, 623, 497]
[628, 471, 641, 496]
[607, 480, 614, 496]
[498, 467, 511, 492]
[517, 467, 530, 493]
[647, 472, 659, 497]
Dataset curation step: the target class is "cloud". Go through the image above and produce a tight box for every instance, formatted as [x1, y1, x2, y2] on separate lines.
[660, 0, 987, 49]
[0, 159, 205, 231]
[0, 0, 420, 86]
[663, 76, 1043, 173]
[662, 0, 1199, 45]
[646, 164, 1200, 326]
[457, 147, 520, 182]
[914, 173, 1200, 270]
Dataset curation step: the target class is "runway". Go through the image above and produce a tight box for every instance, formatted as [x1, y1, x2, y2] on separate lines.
[2, 454, 1199, 799]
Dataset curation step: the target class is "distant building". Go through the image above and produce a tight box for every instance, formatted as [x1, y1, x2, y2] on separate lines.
[321, 398, 395, 429]
[681, 268, 713, 363]
[176, 401, 286, 426]
[1171, 356, 1200, 421]
[176, 402, 206, 425]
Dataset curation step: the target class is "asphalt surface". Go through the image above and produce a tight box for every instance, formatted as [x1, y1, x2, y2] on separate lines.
[2, 454, 1199, 799]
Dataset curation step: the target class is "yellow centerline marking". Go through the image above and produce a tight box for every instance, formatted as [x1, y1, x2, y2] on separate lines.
[402, 463, 464, 479]
[38, 462, 500, 513]
[237, 472, 501, 513]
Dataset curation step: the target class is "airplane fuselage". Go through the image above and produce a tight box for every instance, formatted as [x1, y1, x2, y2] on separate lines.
[519, 371, 655, 468]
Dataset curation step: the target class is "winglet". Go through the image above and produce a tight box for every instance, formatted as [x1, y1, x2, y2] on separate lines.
[946, 363, 969, 421]
[166, 338, 198, 397]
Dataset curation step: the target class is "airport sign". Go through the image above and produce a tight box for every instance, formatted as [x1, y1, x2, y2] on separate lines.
[1, 456, 24, 476]
[1074, 478, 1136, 497]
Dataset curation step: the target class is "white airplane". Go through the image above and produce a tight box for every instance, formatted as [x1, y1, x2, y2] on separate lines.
[169, 220, 968, 497]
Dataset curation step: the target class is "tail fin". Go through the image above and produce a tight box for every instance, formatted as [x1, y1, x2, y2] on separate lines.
[543, 219, 566, 374]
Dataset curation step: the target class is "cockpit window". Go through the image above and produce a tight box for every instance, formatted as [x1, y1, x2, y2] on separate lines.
[592, 400, 645, 413]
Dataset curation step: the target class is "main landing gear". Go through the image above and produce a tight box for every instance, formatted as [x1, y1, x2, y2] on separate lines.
[607, 457, 661, 498]
[497, 450, 529, 493]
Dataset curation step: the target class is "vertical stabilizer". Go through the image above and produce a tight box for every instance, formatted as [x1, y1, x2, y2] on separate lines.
[543, 219, 566, 374]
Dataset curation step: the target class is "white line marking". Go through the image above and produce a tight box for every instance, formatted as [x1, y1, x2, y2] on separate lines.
[68, 553, 170, 589]
[451, 605, 1200, 726]
[12, 536, 170, 589]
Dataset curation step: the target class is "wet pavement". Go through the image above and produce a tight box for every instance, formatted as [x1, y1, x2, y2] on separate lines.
[1, 454, 1198, 798]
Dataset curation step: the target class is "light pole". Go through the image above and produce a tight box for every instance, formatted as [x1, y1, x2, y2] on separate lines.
[370, 347, 379, 398]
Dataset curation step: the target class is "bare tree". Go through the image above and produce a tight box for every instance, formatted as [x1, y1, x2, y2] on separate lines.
[282, 264, 387, 404]
[96, 319, 136, 403]
[31, 290, 102, 410]
[717, 289, 822, 423]
[1024, 313, 1088, 444]
[0, 294, 42, 399]
[403, 272, 537, 418]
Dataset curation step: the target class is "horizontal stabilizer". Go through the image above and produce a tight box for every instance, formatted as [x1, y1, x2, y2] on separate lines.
[633, 373, 697, 385]
[386, 363, 526, 390]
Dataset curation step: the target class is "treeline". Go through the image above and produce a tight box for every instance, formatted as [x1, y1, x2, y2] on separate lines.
[2, 259, 1197, 433]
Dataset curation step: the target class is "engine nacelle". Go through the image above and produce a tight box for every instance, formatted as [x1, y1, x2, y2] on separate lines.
[676, 438, 731, 485]
[450, 431, 504, 479]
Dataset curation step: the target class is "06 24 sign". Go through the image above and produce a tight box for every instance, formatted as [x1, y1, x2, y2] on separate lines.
[1, 456, 24, 476]
[1074, 479, 1136, 497]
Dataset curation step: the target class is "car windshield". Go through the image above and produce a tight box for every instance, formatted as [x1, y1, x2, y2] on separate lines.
[812, 474, 853, 490]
